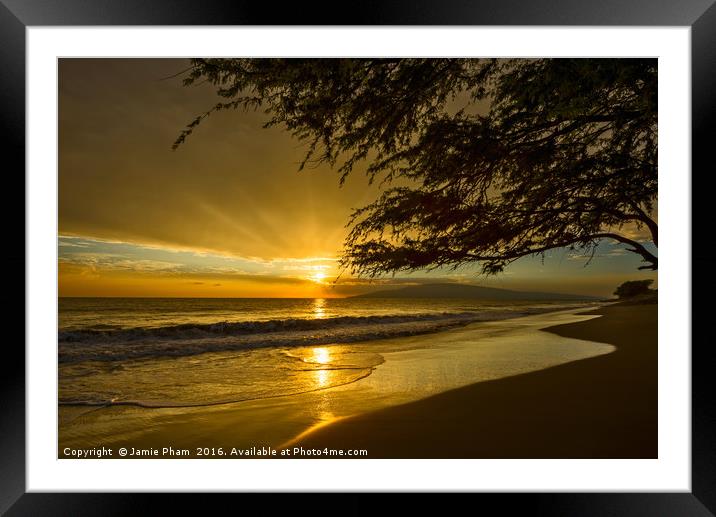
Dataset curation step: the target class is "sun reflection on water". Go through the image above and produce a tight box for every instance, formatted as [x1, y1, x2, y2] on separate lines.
[312, 298, 326, 319]
[311, 347, 331, 387]
[312, 347, 330, 364]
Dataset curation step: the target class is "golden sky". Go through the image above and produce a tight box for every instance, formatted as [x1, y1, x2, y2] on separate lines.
[58, 59, 657, 298]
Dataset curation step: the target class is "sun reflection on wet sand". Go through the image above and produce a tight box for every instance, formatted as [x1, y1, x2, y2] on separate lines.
[316, 369, 330, 387]
[278, 410, 343, 450]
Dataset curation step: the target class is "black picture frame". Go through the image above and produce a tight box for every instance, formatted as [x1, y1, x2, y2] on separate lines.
[2, 0, 712, 514]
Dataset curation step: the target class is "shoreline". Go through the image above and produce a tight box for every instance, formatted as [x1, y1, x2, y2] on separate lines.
[59, 307, 617, 457]
[287, 302, 657, 458]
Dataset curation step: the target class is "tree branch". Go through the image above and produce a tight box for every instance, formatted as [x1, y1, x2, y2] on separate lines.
[626, 201, 658, 246]
[464, 232, 657, 270]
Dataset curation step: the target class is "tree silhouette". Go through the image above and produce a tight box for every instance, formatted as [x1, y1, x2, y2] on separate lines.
[175, 58, 657, 275]
[614, 279, 655, 298]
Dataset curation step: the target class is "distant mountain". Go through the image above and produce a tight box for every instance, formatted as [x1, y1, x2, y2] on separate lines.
[351, 283, 600, 301]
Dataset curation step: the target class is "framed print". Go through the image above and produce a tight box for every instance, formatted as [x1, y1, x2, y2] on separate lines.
[2, 0, 714, 513]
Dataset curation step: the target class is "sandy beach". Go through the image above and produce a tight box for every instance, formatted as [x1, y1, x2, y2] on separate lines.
[289, 302, 657, 458]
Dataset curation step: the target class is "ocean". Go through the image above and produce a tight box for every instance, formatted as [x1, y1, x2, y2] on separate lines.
[58, 297, 601, 410]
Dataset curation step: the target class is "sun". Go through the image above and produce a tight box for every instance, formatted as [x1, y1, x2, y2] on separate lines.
[310, 271, 327, 283]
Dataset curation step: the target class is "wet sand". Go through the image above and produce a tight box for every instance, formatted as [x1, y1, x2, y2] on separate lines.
[289, 303, 657, 458]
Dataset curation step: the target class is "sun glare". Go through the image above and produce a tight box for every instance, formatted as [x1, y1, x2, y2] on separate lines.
[310, 271, 327, 283]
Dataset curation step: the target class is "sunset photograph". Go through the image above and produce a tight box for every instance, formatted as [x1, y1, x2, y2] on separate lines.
[58, 58, 657, 459]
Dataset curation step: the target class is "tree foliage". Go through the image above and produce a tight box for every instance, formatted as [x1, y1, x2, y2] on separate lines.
[175, 58, 658, 275]
[614, 279, 655, 298]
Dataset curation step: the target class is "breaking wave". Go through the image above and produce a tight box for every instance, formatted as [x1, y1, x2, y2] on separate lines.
[57, 310, 548, 364]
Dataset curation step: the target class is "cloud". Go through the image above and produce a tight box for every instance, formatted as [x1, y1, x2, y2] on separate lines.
[59, 253, 183, 273]
[59, 59, 384, 262]
[58, 240, 89, 248]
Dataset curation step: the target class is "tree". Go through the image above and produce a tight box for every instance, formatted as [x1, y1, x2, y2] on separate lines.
[614, 279, 655, 299]
[174, 58, 658, 276]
